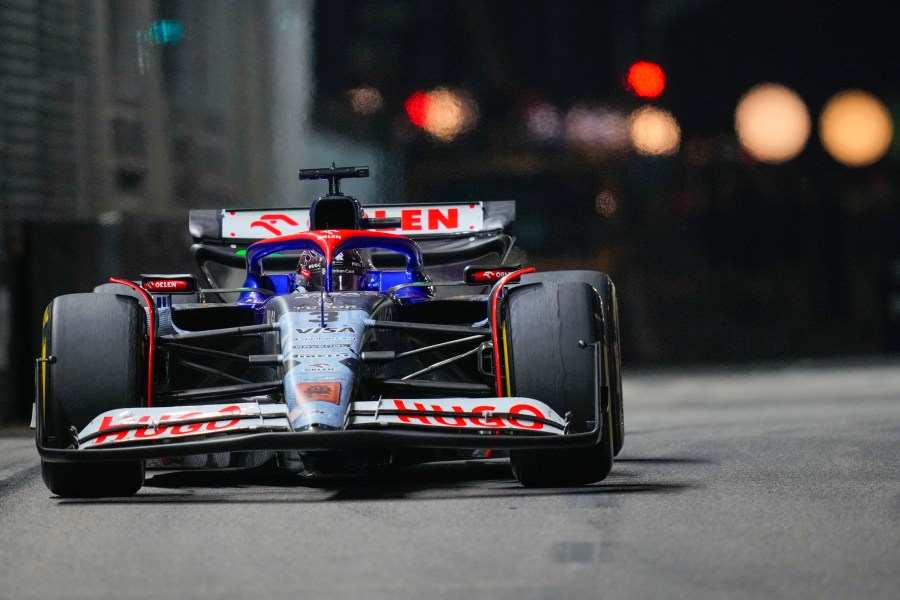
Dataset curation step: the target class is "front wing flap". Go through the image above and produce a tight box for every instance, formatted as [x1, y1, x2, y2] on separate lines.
[76, 403, 291, 448]
[348, 397, 566, 433]
[39, 397, 600, 463]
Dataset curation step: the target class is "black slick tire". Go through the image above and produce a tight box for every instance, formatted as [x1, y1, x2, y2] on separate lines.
[505, 280, 615, 487]
[518, 270, 624, 455]
[38, 293, 146, 497]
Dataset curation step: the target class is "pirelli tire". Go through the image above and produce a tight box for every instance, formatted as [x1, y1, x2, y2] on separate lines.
[504, 279, 615, 487]
[38, 293, 147, 497]
[518, 270, 624, 455]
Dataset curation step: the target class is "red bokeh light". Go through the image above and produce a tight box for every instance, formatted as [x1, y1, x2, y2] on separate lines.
[625, 61, 666, 99]
[404, 91, 431, 128]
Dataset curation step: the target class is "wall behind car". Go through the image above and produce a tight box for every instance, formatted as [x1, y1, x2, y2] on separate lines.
[0, 216, 194, 425]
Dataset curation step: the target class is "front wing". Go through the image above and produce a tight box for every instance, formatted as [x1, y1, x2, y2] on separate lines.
[37, 396, 604, 463]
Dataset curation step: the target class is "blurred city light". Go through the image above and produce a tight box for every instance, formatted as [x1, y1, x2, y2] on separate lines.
[148, 20, 184, 45]
[404, 88, 478, 141]
[625, 61, 666, 99]
[595, 190, 619, 217]
[628, 105, 681, 156]
[404, 91, 430, 128]
[348, 86, 384, 115]
[819, 90, 894, 167]
[524, 102, 563, 141]
[734, 83, 811, 163]
[425, 88, 478, 141]
[564, 105, 629, 153]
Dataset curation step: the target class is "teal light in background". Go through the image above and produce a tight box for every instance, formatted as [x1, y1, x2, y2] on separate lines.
[149, 20, 184, 45]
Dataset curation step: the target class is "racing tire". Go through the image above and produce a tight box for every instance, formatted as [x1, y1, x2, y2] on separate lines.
[518, 271, 624, 455]
[38, 293, 146, 497]
[505, 280, 615, 487]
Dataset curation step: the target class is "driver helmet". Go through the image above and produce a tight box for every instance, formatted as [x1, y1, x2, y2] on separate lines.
[297, 250, 369, 291]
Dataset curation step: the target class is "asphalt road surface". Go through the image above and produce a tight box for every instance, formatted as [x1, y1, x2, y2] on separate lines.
[1, 360, 899, 600]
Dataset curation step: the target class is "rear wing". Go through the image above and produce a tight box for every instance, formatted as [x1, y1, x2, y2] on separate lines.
[189, 201, 516, 243]
[189, 202, 524, 283]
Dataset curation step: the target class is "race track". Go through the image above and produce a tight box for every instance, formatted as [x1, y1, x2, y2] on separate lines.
[2, 361, 899, 599]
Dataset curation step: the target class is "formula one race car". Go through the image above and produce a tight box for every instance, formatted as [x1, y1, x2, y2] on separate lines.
[34, 166, 624, 497]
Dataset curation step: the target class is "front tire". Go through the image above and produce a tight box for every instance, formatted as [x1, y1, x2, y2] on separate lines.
[38, 293, 147, 497]
[505, 280, 615, 487]
[519, 270, 624, 455]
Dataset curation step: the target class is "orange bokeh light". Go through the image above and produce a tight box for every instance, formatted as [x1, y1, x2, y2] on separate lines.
[404, 88, 478, 142]
[628, 105, 681, 156]
[734, 83, 811, 163]
[819, 90, 894, 167]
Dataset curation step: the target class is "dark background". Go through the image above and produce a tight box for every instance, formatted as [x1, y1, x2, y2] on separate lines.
[1, 0, 899, 423]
